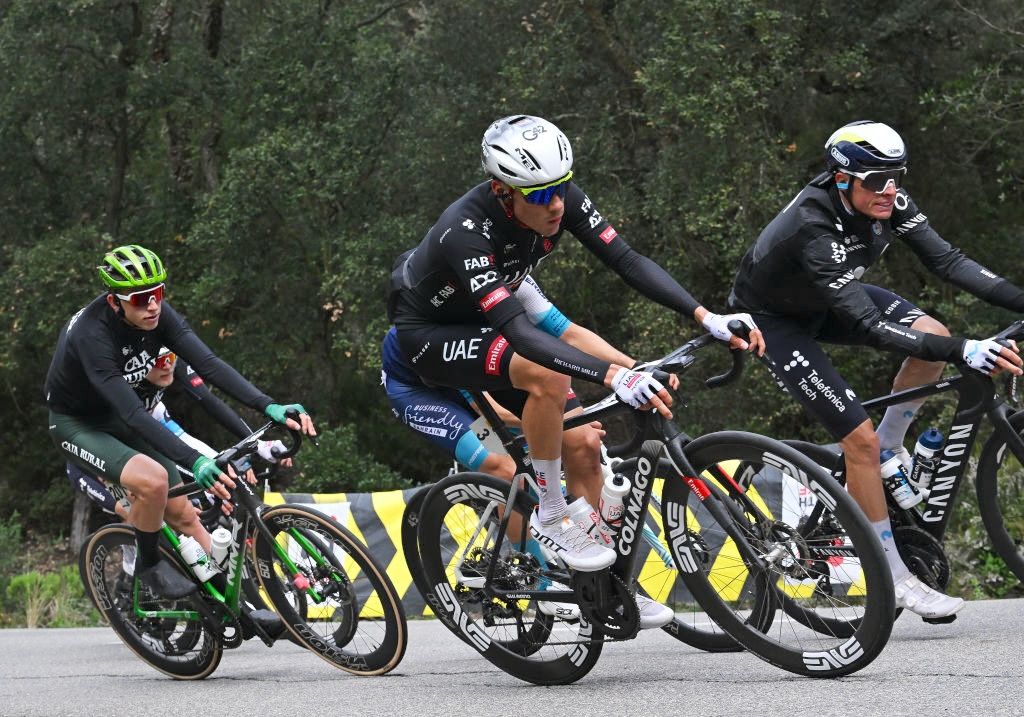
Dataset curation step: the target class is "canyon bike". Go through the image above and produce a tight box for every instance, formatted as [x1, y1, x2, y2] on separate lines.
[776, 318, 1024, 620]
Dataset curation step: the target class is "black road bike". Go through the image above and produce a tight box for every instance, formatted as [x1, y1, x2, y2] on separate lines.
[409, 334, 895, 684]
[778, 318, 1024, 613]
[79, 418, 407, 679]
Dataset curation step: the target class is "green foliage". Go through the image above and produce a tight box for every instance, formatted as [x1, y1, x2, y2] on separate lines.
[288, 424, 412, 495]
[3, 566, 98, 628]
[1, 0, 1023, 598]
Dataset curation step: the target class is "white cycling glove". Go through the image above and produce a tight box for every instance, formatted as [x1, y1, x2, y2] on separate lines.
[610, 368, 664, 409]
[702, 312, 756, 342]
[962, 338, 1005, 374]
[257, 439, 289, 463]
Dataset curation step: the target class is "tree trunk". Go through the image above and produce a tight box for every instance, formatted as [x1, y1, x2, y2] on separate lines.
[69, 490, 93, 555]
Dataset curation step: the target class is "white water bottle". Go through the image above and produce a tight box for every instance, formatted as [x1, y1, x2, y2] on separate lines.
[177, 535, 218, 582]
[598, 473, 631, 545]
[880, 449, 922, 509]
[209, 526, 232, 572]
[910, 428, 943, 495]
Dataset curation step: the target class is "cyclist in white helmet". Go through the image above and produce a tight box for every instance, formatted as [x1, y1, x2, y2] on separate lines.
[387, 115, 762, 632]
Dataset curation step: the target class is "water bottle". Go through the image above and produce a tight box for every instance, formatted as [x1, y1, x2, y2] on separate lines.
[177, 535, 218, 582]
[880, 448, 922, 509]
[209, 526, 233, 572]
[910, 428, 943, 495]
[598, 473, 631, 544]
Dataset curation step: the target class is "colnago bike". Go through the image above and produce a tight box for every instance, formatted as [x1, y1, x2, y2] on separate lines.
[79, 416, 407, 679]
[400, 429, 732, 652]
[776, 318, 1024, 616]
[411, 333, 895, 683]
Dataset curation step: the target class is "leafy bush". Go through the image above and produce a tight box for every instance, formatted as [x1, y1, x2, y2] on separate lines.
[288, 424, 412, 494]
[4, 566, 98, 628]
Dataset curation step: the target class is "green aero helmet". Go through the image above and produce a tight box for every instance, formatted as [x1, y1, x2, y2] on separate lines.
[98, 245, 167, 290]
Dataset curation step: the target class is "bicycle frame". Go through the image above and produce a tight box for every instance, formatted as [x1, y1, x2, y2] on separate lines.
[135, 423, 342, 631]
[459, 335, 770, 618]
[782, 318, 1024, 544]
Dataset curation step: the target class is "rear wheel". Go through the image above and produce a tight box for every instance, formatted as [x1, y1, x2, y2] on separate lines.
[78, 525, 222, 679]
[662, 431, 895, 677]
[252, 505, 407, 675]
[417, 472, 602, 685]
[977, 410, 1024, 583]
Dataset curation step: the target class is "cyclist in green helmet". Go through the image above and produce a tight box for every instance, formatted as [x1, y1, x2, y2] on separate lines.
[46, 244, 316, 599]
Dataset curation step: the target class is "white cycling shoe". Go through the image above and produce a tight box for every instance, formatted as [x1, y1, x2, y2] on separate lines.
[529, 511, 616, 572]
[894, 574, 964, 619]
[537, 581, 580, 620]
[636, 594, 675, 629]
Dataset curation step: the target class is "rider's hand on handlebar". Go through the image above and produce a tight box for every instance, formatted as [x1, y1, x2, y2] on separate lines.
[963, 338, 1023, 376]
[257, 439, 293, 468]
[700, 311, 766, 356]
[191, 456, 235, 501]
[608, 367, 673, 418]
[265, 402, 317, 437]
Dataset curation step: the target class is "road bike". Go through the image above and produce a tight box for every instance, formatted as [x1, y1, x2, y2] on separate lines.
[78, 417, 407, 679]
[776, 318, 1024, 618]
[410, 333, 895, 683]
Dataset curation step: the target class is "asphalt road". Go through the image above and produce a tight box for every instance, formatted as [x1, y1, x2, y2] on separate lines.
[1, 599, 1022, 717]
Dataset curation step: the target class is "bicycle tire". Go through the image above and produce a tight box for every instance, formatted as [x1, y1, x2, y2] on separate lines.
[661, 431, 895, 677]
[252, 504, 407, 675]
[402, 485, 432, 604]
[78, 524, 223, 679]
[613, 456, 742, 653]
[417, 472, 602, 685]
[977, 409, 1024, 582]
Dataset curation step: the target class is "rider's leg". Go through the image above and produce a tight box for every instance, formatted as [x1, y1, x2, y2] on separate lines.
[839, 420, 912, 574]
[509, 354, 570, 524]
[164, 496, 212, 553]
[561, 408, 604, 510]
[876, 315, 950, 453]
[120, 454, 171, 569]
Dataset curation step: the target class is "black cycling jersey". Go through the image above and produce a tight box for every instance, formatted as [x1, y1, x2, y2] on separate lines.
[45, 295, 273, 468]
[729, 173, 1024, 360]
[389, 181, 699, 384]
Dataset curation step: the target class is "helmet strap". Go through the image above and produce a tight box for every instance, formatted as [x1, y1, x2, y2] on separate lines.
[106, 292, 127, 319]
[490, 180, 515, 219]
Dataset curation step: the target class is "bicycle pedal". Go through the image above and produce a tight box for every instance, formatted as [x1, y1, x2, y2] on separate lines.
[922, 614, 958, 625]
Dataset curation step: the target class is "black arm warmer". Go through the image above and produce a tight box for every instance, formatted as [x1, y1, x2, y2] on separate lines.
[608, 247, 701, 317]
[499, 313, 611, 385]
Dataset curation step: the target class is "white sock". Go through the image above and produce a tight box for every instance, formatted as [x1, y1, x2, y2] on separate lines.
[534, 458, 567, 525]
[872, 518, 911, 581]
[875, 399, 923, 450]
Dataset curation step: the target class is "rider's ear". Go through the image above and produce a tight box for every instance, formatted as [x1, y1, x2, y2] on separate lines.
[835, 173, 850, 191]
[491, 180, 512, 201]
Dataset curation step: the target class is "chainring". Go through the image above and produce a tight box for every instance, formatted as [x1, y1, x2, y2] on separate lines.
[574, 571, 639, 639]
[894, 525, 950, 590]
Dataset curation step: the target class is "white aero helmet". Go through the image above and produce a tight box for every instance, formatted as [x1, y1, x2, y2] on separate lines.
[481, 115, 573, 187]
[824, 120, 907, 173]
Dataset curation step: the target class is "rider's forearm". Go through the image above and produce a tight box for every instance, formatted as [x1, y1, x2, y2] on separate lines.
[609, 248, 701, 317]
[560, 323, 635, 368]
[500, 313, 610, 385]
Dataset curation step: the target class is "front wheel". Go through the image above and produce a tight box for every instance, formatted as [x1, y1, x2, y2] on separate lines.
[662, 431, 895, 678]
[78, 524, 222, 679]
[417, 472, 602, 685]
[252, 505, 407, 675]
[977, 410, 1024, 583]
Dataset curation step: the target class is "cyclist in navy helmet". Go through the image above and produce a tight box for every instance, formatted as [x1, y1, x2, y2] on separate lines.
[729, 120, 1024, 620]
